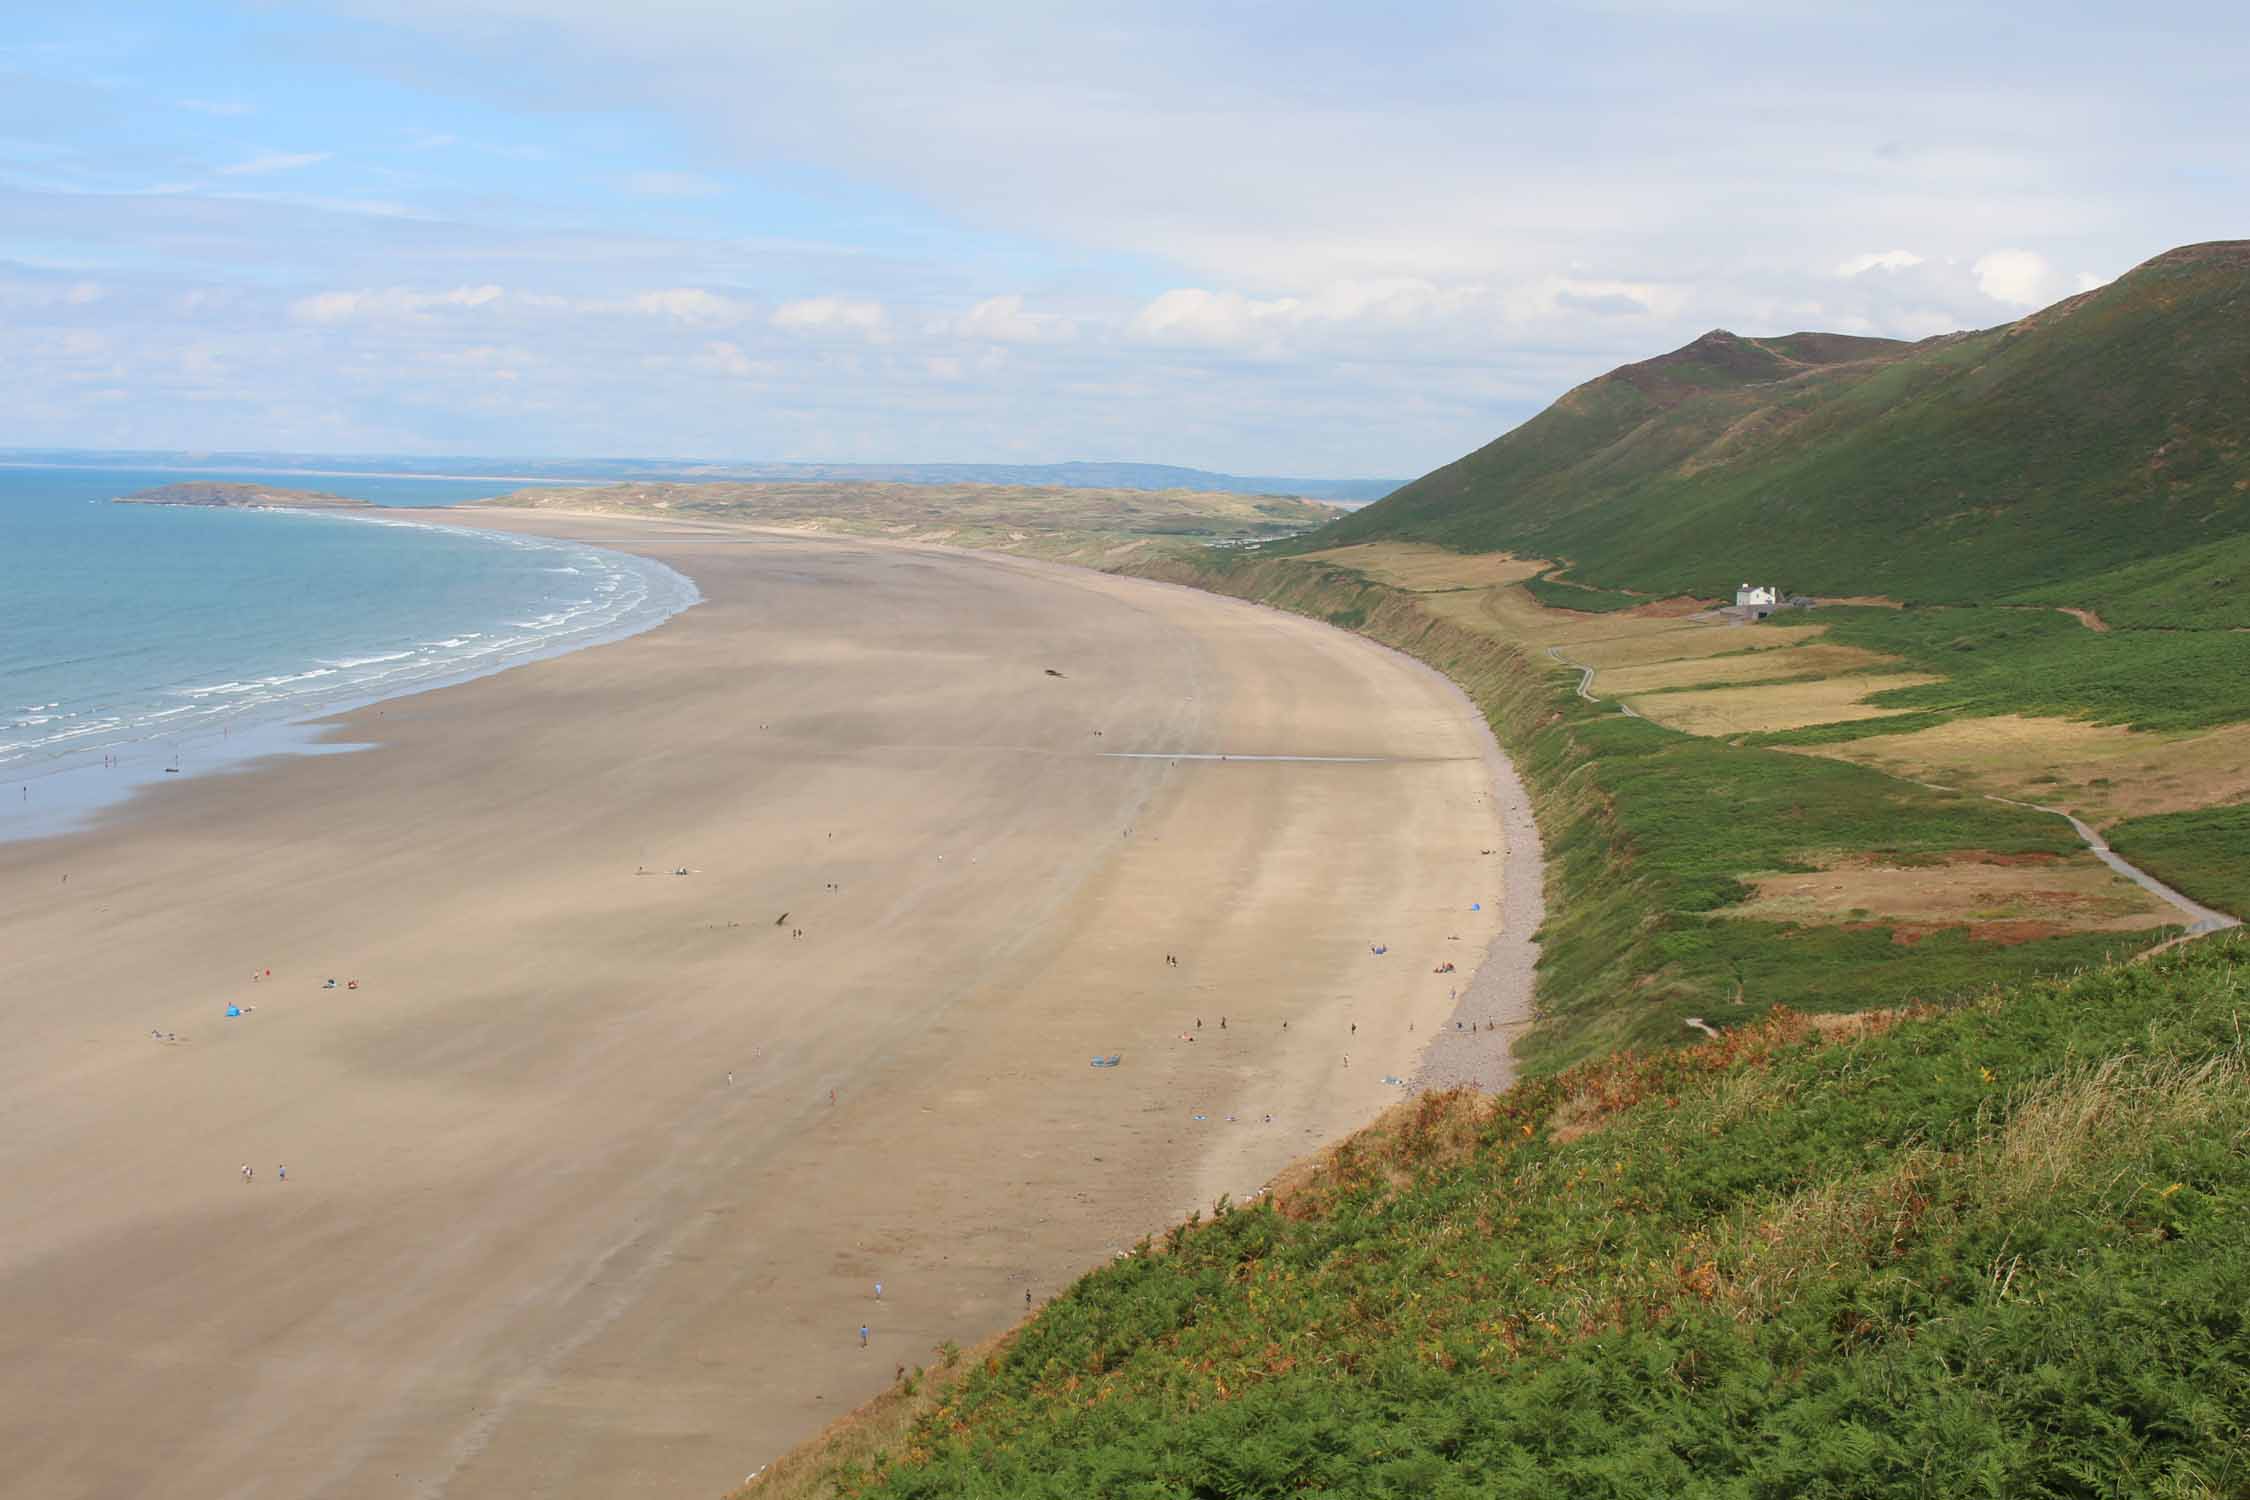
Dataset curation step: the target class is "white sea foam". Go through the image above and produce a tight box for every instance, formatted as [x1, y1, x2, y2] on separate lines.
[2, 508, 699, 778]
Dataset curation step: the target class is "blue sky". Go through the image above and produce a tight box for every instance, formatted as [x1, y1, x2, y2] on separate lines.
[2, 2, 2244, 475]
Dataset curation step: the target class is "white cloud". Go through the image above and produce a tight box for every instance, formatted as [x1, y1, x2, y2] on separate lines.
[1129, 288, 1304, 347]
[180, 98, 252, 117]
[289, 284, 504, 323]
[772, 296, 888, 338]
[947, 294, 1075, 344]
[0, 277, 109, 311]
[1128, 276, 1665, 352]
[217, 151, 332, 177]
[622, 170, 727, 197]
[1547, 279, 1662, 318]
[688, 340, 781, 378]
[1837, 250, 1925, 276]
[1973, 249, 2054, 306]
[1887, 307, 1968, 340]
[624, 287, 751, 324]
[10, 4, 2217, 475]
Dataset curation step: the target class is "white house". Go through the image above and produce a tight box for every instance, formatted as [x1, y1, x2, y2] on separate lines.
[1735, 583, 1779, 610]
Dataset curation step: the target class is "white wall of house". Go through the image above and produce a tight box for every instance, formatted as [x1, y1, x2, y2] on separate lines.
[1735, 584, 1779, 608]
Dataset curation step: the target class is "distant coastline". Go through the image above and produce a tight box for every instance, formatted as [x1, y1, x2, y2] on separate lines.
[1, 460, 598, 488]
[116, 481, 376, 509]
[5, 449, 1398, 504]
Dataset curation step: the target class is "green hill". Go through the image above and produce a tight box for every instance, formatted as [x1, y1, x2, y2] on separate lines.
[1322, 241, 2250, 615]
[763, 938, 2250, 1499]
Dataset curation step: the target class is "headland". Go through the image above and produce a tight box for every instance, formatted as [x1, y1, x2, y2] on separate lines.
[116, 480, 377, 508]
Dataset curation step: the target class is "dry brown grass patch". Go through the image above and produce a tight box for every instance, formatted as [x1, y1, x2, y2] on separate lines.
[1626, 673, 1943, 735]
[1597, 642, 1899, 696]
[1562, 622, 1831, 670]
[1733, 853, 2176, 935]
[1293, 543, 1547, 592]
[1791, 714, 2250, 824]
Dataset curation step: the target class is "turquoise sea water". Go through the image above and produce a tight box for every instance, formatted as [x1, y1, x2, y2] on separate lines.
[0, 466, 698, 836]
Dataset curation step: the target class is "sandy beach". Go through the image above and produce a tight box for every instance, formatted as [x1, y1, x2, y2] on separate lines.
[0, 514, 1526, 1499]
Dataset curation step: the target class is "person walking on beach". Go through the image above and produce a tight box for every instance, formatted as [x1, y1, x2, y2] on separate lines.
[277, 1164, 286, 1182]
[859, 1325, 870, 1348]
[874, 1281, 883, 1301]
[241, 1164, 252, 1183]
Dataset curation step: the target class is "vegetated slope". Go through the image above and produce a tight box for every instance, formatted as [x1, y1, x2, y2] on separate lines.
[1324, 241, 2250, 611]
[794, 937, 2250, 1500]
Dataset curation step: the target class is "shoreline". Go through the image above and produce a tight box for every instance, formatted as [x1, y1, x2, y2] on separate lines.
[2, 513, 1526, 1497]
[1, 506, 700, 842]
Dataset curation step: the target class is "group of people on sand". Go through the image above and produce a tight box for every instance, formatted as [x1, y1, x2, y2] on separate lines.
[240, 1163, 285, 1183]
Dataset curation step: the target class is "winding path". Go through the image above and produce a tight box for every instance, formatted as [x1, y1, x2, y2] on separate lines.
[1547, 644, 1638, 717]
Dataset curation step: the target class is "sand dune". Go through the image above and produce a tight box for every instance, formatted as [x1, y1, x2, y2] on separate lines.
[0, 516, 1520, 1498]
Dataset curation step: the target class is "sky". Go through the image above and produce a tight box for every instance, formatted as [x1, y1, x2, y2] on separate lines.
[2, 2, 2245, 477]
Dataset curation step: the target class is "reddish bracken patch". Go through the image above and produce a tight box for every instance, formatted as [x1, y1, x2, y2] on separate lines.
[1623, 596, 1716, 619]
[1882, 920, 2076, 947]
[1965, 920, 2078, 946]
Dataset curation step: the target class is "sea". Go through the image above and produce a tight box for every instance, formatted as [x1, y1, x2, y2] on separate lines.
[0, 464, 700, 838]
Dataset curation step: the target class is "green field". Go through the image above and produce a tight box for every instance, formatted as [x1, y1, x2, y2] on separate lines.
[1519, 569, 1649, 614]
[1758, 605, 2250, 734]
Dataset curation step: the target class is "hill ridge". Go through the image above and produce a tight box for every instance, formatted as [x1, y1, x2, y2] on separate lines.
[1322, 238, 2250, 609]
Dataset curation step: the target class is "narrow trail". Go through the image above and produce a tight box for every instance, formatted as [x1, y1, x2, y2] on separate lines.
[1980, 796, 2233, 937]
[1546, 644, 1638, 717]
[1544, 640, 2239, 940]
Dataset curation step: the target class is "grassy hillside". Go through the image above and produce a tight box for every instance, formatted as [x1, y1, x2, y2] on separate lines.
[1323, 241, 2250, 615]
[763, 936, 2250, 1499]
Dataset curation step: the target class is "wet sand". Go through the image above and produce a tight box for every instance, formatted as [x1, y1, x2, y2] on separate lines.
[0, 514, 1523, 1498]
